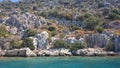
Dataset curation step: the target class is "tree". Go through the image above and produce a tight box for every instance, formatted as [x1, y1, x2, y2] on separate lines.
[70, 42, 86, 50]
[84, 16, 103, 30]
[96, 27, 104, 33]
[53, 40, 68, 48]
[21, 38, 35, 50]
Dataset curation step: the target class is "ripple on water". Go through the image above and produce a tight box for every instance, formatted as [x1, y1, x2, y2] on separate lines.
[0, 57, 120, 68]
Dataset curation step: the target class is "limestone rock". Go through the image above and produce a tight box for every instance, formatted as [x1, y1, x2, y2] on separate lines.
[65, 37, 86, 45]
[85, 34, 110, 48]
[5, 48, 37, 57]
[72, 48, 108, 56]
[33, 31, 49, 49]
[1, 12, 47, 37]
[113, 36, 120, 52]
[37, 48, 72, 56]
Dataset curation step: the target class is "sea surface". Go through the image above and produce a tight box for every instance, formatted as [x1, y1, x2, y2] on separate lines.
[0, 57, 120, 68]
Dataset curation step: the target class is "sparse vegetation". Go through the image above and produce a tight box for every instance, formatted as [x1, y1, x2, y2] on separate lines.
[53, 40, 86, 50]
[21, 38, 35, 50]
[0, 25, 10, 38]
[10, 40, 22, 49]
[27, 29, 37, 37]
[105, 40, 114, 51]
[47, 26, 56, 31]
[84, 16, 103, 30]
[96, 27, 104, 33]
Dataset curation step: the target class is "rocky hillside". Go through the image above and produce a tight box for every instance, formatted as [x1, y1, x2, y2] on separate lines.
[0, 0, 120, 54]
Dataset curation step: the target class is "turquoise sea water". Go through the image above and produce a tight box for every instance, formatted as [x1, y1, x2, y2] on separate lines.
[0, 57, 120, 68]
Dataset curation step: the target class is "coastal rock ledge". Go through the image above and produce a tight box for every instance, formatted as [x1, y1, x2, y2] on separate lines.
[4, 48, 37, 57]
[72, 48, 117, 56]
[0, 48, 119, 57]
[37, 48, 72, 56]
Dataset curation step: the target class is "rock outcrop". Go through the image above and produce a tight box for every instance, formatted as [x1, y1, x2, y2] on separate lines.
[33, 31, 49, 49]
[72, 48, 116, 56]
[0, 12, 47, 37]
[4, 48, 37, 57]
[37, 48, 72, 56]
[85, 34, 110, 48]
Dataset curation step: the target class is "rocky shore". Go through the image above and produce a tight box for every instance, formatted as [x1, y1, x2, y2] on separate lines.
[0, 48, 119, 57]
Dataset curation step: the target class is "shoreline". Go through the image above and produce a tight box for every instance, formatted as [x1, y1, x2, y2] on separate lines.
[0, 55, 120, 59]
[1, 48, 120, 57]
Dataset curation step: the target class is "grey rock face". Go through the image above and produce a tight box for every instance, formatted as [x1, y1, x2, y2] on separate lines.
[85, 34, 110, 48]
[4, 48, 37, 57]
[0, 38, 12, 50]
[4, 13, 47, 29]
[33, 31, 49, 49]
[0, 12, 47, 37]
[113, 36, 120, 52]
[65, 34, 110, 48]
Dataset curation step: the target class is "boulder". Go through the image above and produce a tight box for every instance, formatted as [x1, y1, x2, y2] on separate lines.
[18, 48, 37, 57]
[72, 48, 108, 56]
[4, 48, 37, 57]
[37, 48, 72, 56]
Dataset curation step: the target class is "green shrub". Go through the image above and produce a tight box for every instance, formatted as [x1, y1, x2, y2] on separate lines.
[50, 31, 57, 37]
[70, 42, 86, 50]
[21, 38, 35, 50]
[84, 16, 103, 30]
[69, 25, 82, 31]
[96, 27, 104, 33]
[60, 33, 66, 39]
[40, 11, 48, 17]
[108, 13, 120, 20]
[10, 40, 22, 49]
[47, 26, 56, 31]
[108, 8, 120, 20]
[53, 40, 69, 48]
[98, 3, 105, 8]
[27, 29, 37, 37]
[0, 25, 10, 38]
[77, 13, 93, 21]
